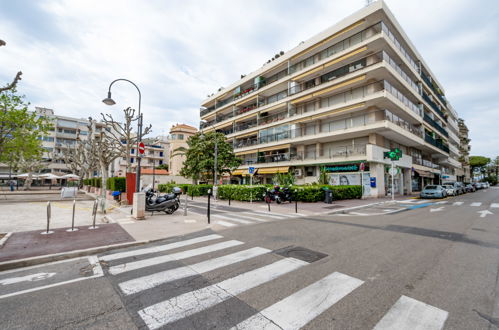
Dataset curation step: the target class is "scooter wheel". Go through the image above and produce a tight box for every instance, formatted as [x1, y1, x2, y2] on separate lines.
[276, 198, 282, 204]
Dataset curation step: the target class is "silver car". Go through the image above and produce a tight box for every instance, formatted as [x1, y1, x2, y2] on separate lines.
[442, 185, 456, 196]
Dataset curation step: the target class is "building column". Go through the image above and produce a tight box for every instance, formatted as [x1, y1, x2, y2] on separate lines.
[403, 168, 412, 195]
[370, 162, 385, 198]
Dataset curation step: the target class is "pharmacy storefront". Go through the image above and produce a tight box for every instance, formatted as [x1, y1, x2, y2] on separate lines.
[324, 162, 372, 197]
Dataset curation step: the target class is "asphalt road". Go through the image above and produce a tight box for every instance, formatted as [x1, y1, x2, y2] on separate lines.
[1, 187, 498, 329]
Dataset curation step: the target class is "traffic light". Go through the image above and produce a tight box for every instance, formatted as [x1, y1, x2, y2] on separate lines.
[384, 148, 403, 161]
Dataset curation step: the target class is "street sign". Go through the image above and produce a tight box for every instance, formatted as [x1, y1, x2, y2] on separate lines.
[138, 142, 145, 155]
[248, 167, 255, 175]
[389, 167, 398, 176]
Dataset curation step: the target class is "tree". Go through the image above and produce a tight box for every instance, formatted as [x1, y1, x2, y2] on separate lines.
[100, 107, 151, 174]
[0, 88, 51, 189]
[469, 156, 491, 179]
[0, 39, 23, 93]
[179, 132, 241, 183]
[156, 163, 168, 171]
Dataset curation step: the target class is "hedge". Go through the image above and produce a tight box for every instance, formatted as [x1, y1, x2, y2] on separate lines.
[106, 177, 126, 192]
[217, 185, 267, 201]
[158, 183, 192, 194]
[187, 184, 213, 196]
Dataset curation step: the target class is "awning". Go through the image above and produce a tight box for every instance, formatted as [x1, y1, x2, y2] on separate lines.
[257, 166, 289, 174]
[415, 169, 434, 178]
[235, 150, 257, 156]
[231, 169, 244, 175]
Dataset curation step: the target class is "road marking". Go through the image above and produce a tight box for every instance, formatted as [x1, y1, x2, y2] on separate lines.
[0, 272, 56, 285]
[435, 201, 447, 205]
[373, 295, 448, 330]
[213, 214, 253, 224]
[216, 220, 237, 227]
[100, 234, 223, 262]
[108, 240, 244, 275]
[138, 257, 307, 330]
[184, 219, 196, 223]
[453, 202, 463, 206]
[430, 207, 444, 212]
[243, 212, 284, 220]
[478, 210, 494, 218]
[491, 203, 499, 208]
[349, 212, 369, 216]
[119, 247, 270, 295]
[225, 213, 268, 222]
[471, 202, 482, 207]
[232, 272, 363, 330]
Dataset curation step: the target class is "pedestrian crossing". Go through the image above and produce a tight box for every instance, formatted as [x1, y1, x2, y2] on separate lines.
[98, 234, 449, 330]
[211, 210, 304, 228]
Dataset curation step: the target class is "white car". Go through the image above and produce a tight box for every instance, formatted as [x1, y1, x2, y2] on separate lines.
[442, 185, 456, 196]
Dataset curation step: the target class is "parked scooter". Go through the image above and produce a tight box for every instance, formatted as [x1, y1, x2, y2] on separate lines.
[264, 185, 292, 204]
[144, 187, 181, 214]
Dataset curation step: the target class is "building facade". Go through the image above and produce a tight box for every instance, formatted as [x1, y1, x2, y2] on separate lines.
[200, 1, 463, 197]
[458, 118, 471, 183]
[167, 124, 198, 176]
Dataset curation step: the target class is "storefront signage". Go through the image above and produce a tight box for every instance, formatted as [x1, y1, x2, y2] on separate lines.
[324, 163, 369, 173]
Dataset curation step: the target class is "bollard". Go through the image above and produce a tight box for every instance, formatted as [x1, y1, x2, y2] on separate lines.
[191, 190, 193, 201]
[267, 199, 271, 212]
[184, 193, 187, 216]
[41, 201, 54, 235]
[295, 190, 298, 213]
[66, 199, 79, 232]
[89, 199, 99, 230]
[207, 189, 211, 224]
[228, 195, 231, 206]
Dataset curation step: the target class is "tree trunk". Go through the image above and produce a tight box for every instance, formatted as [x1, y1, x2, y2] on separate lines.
[24, 173, 32, 190]
[100, 161, 108, 213]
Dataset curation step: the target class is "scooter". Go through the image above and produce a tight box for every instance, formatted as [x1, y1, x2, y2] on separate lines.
[264, 185, 292, 204]
[144, 187, 181, 214]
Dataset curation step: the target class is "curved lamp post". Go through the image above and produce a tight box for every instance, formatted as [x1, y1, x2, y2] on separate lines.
[102, 79, 142, 193]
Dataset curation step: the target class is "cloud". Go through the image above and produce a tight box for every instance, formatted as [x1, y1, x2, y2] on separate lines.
[1, 0, 498, 158]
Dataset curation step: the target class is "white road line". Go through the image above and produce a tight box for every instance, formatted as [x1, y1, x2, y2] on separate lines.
[216, 220, 237, 227]
[453, 202, 464, 206]
[491, 203, 499, 208]
[243, 212, 284, 220]
[119, 247, 270, 295]
[100, 234, 223, 262]
[373, 295, 448, 330]
[108, 240, 243, 275]
[138, 257, 307, 330]
[349, 212, 369, 216]
[471, 202, 482, 207]
[232, 271, 364, 330]
[213, 214, 254, 224]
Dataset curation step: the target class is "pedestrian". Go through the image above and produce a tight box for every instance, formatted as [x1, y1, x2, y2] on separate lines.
[9, 180, 15, 192]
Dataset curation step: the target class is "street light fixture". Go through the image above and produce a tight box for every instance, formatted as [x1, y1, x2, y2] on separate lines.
[102, 78, 142, 193]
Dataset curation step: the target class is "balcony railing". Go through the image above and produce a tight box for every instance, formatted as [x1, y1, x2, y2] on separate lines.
[384, 81, 422, 117]
[421, 71, 447, 106]
[241, 147, 367, 165]
[423, 113, 448, 138]
[381, 22, 418, 72]
[383, 52, 419, 94]
[423, 92, 447, 121]
[425, 134, 449, 153]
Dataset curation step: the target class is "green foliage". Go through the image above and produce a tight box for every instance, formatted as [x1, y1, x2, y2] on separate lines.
[289, 185, 362, 202]
[272, 172, 295, 186]
[156, 163, 169, 171]
[187, 184, 213, 196]
[470, 156, 491, 175]
[158, 183, 191, 194]
[318, 167, 328, 185]
[106, 177, 126, 192]
[217, 185, 267, 201]
[180, 132, 241, 182]
[86, 177, 102, 188]
[484, 175, 497, 186]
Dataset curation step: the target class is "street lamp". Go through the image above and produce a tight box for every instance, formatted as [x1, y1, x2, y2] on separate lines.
[102, 78, 142, 193]
[200, 120, 218, 187]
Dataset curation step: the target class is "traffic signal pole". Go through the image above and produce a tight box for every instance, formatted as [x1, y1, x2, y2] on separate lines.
[391, 161, 395, 201]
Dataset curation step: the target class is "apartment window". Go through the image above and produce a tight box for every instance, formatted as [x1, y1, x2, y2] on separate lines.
[131, 148, 135, 154]
[159, 160, 163, 165]
[178, 134, 184, 140]
[131, 157, 134, 163]
[305, 166, 316, 177]
[159, 151, 163, 157]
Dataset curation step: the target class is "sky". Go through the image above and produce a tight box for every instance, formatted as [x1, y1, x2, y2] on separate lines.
[1, 0, 498, 158]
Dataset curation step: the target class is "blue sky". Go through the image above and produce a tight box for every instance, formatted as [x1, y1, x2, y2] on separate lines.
[1, 0, 498, 158]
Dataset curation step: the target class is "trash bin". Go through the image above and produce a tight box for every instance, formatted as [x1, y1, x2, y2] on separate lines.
[324, 190, 333, 204]
[112, 191, 121, 201]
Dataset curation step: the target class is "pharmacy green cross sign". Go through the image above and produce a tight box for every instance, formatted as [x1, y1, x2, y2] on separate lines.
[384, 148, 402, 161]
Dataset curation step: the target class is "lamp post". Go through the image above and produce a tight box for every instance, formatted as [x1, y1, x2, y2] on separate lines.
[102, 79, 142, 193]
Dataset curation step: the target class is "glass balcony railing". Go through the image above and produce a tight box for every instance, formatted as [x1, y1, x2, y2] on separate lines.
[421, 71, 447, 106]
[423, 113, 448, 138]
[423, 92, 447, 121]
[384, 80, 422, 117]
[380, 22, 418, 72]
[425, 133, 449, 153]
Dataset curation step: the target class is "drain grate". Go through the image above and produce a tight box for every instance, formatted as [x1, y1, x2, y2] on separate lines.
[273, 246, 328, 263]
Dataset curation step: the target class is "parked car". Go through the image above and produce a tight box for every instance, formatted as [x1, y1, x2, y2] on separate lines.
[465, 184, 476, 192]
[475, 182, 484, 189]
[421, 185, 447, 199]
[444, 182, 465, 195]
[483, 182, 490, 189]
[442, 185, 456, 196]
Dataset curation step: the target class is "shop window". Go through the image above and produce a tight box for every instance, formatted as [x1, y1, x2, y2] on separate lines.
[305, 166, 316, 177]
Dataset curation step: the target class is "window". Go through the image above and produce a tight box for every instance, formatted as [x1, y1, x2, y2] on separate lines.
[178, 134, 184, 140]
[159, 151, 163, 157]
[305, 166, 316, 177]
[131, 148, 135, 154]
[131, 157, 134, 163]
[159, 160, 163, 165]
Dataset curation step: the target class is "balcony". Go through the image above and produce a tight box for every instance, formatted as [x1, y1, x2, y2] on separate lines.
[425, 134, 449, 153]
[421, 72, 447, 106]
[423, 113, 448, 138]
[423, 92, 446, 121]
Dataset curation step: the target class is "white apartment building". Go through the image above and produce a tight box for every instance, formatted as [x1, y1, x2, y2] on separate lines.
[200, 1, 464, 197]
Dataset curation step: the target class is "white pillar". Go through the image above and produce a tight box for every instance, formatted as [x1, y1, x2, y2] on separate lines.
[133, 192, 146, 220]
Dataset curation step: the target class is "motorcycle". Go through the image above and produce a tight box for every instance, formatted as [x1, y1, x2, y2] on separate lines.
[144, 187, 181, 214]
[264, 185, 293, 204]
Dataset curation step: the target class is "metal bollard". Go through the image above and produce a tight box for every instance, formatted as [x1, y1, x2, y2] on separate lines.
[267, 199, 271, 212]
[184, 193, 187, 216]
[207, 189, 211, 224]
[66, 199, 79, 232]
[89, 199, 99, 229]
[295, 190, 298, 213]
[41, 201, 54, 235]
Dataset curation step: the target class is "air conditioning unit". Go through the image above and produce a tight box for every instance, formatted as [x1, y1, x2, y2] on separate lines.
[294, 169, 303, 177]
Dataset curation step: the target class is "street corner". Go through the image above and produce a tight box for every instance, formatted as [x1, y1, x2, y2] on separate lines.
[0, 223, 135, 264]
[0, 256, 103, 300]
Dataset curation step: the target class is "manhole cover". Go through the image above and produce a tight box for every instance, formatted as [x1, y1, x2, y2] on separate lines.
[273, 246, 328, 263]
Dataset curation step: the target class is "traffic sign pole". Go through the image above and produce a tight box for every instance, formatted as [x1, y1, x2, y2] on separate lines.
[391, 161, 395, 201]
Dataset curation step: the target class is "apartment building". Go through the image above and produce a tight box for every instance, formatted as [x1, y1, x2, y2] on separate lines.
[458, 118, 471, 183]
[200, 0, 463, 197]
[168, 124, 198, 175]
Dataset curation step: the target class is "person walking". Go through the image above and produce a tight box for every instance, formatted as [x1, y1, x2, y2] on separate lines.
[9, 180, 15, 192]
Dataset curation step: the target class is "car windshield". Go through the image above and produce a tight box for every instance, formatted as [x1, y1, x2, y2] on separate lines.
[443, 185, 452, 189]
[425, 186, 438, 189]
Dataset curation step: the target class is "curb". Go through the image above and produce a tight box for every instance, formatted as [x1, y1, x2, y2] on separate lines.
[0, 232, 12, 248]
[0, 239, 150, 272]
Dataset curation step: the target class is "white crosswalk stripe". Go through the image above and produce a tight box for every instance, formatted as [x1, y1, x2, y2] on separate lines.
[213, 214, 254, 224]
[452, 202, 463, 206]
[216, 220, 238, 227]
[100, 234, 223, 262]
[243, 212, 284, 220]
[118, 247, 270, 295]
[490, 203, 499, 208]
[108, 240, 243, 275]
[373, 295, 448, 330]
[232, 271, 364, 330]
[138, 258, 308, 330]
[470, 202, 482, 207]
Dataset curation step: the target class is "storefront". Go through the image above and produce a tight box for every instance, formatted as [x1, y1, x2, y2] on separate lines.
[412, 169, 434, 192]
[324, 162, 372, 197]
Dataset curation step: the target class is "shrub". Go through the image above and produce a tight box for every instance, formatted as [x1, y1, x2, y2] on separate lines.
[106, 177, 126, 192]
[288, 185, 362, 202]
[217, 185, 267, 201]
[187, 184, 213, 196]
